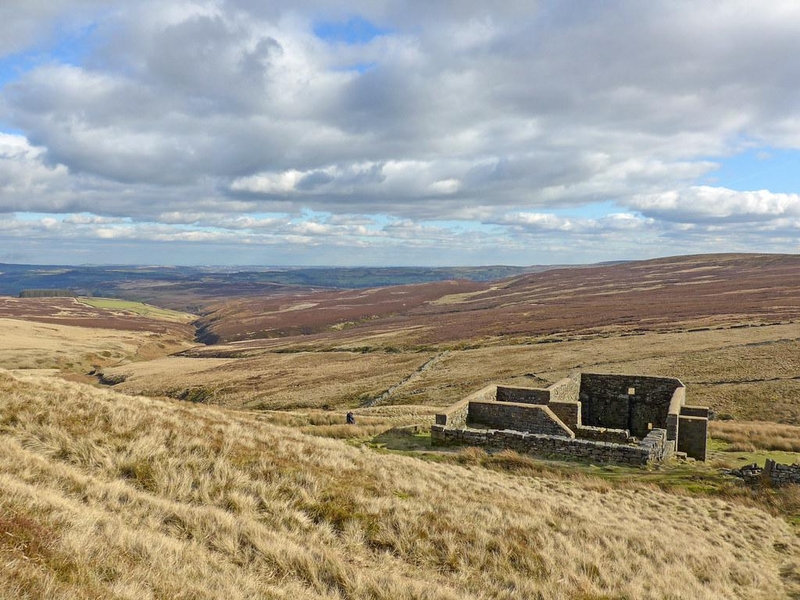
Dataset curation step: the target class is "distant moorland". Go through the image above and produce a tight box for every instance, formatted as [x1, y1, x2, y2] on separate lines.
[0, 263, 549, 312]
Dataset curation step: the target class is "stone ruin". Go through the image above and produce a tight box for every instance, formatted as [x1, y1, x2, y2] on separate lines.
[432, 372, 709, 465]
[727, 459, 800, 487]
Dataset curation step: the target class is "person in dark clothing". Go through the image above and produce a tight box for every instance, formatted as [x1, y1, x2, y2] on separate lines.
[346, 411, 356, 425]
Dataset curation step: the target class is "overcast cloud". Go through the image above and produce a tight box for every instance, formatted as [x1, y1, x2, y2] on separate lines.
[1, 0, 799, 265]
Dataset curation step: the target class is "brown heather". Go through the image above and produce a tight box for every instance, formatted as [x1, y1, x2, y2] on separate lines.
[1, 370, 799, 599]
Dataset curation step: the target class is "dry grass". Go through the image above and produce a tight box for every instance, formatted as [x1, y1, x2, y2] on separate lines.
[1, 370, 798, 599]
[77, 297, 196, 323]
[0, 317, 194, 374]
[102, 351, 435, 410]
[250, 405, 439, 440]
[109, 322, 800, 426]
[710, 420, 800, 452]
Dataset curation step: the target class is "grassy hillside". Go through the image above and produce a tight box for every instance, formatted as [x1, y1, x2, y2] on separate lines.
[1, 370, 798, 599]
[103, 321, 800, 427]
[76, 297, 196, 323]
[92, 254, 796, 433]
[0, 297, 196, 377]
[0, 318, 193, 376]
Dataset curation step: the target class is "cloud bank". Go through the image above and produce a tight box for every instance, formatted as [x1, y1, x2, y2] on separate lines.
[1, 0, 799, 264]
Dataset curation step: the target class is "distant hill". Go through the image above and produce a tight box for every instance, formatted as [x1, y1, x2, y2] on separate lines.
[191, 253, 800, 346]
[0, 264, 549, 312]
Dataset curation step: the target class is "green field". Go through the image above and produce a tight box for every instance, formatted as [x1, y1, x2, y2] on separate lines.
[78, 297, 196, 322]
[707, 438, 800, 469]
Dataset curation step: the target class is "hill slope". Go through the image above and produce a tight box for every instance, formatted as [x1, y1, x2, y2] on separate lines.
[106, 254, 800, 422]
[192, 253, 800, 346]
[1, 371, 798, 599]
[0, 297, 196, 377]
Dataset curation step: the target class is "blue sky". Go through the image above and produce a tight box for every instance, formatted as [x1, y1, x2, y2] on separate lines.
[0, 1, 799, 266]
[705, 148, 800, 193]
[313, 16, 389, 44]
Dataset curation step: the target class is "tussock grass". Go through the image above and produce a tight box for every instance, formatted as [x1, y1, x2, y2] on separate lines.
[710, 420, 800, 452]
[104, 351, 432, 411]
[453, 448, 800, 526]
[253, 405, 438, 440]
[1, 370, 798, 599]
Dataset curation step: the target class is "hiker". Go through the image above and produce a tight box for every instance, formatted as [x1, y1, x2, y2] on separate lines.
[346, 411, 356, 425]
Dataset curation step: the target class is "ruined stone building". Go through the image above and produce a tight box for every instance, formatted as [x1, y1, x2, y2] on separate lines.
[432, 373, 708, 465]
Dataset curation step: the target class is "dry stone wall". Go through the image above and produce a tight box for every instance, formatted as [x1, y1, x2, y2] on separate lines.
[432, 372, 704, 464]
[547, 401, 580, 429]
[431, 425, 672, 466]
[467, 401, 573, 437]
[496, 386, 550, 404]
[579, 374, 681, 438]
[435, 384, 496, 427]
[434, 399, 470, 428]
[765, 459, 800, 486]
[574, 425, 630, 444]
[677, 415, 708, 461]
[549, 376, 580, 403]
[729, 460, 800, 487]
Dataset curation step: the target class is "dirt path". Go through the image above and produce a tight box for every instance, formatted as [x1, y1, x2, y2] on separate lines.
[361, 351, 450, 407]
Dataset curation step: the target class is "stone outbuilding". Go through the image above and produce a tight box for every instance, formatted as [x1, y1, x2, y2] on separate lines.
[432, 372, 709, 465]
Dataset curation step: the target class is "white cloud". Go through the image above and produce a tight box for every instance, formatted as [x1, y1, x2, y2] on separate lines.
[428, 178, 461, 195]
[231, 170, 306, 194]
[2, 1, 800, 263]
[63, 214, 125, 225]
[631, 186, 800, 222]
[497, 211, 655, 234]
[0, 134, 71, 210]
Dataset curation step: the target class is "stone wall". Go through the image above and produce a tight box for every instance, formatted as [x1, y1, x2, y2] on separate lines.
[764, 459, 800, 487]
[548, 401, 580, 429]
[574, 425, 631, 444]
[468, 401, 574, 437]
[496, 386, 550, 404]
[431, 425, 488, 446]
[579, 374, 682, 438]
[666, 387, 685, 442]
[435, 385, 496, 427]
[434, 399, 470, 428]
[549, 375, 581, 403]
[432, 425, 672, 466]
[638, 429, 674, 462]
[432, 372, 702, 464]
[679, 405, 709, 418]
[677, 414, 708, 461]
[729, 460, 800, 487]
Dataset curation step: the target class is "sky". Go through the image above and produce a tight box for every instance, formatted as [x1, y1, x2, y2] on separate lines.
[1, 1, 800, 266]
